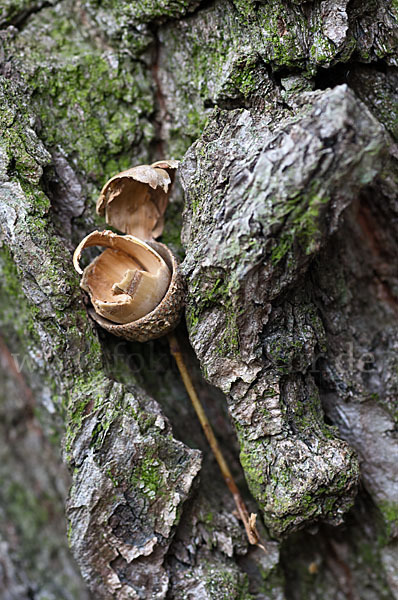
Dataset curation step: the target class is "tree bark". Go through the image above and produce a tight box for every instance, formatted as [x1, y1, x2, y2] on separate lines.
[0, 1, 397, 599]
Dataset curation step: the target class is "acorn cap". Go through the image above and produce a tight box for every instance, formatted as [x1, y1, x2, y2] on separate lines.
[85, 240, 186, 342]
[73, 230, 172, 325]
[96, 159, 179, 240]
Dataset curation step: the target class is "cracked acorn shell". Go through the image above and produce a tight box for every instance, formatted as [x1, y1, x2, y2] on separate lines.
[97, 160, 179, 240]
[73, 160, 185, 342]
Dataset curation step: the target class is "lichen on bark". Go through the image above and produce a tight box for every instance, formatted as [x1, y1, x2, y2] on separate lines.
[180, 83, 394, 537]
[0, 0, 398, 598]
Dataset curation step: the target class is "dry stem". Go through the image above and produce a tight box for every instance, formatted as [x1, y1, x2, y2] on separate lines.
[168, 332, 266, 552]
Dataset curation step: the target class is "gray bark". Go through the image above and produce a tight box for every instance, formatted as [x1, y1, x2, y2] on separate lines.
[0, 0, 397, 599]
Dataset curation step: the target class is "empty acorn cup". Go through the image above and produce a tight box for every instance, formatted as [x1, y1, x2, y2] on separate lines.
[73, 160, 185, 342]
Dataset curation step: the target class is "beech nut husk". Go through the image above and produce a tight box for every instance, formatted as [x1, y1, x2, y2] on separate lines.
[73, 160, 185, 342]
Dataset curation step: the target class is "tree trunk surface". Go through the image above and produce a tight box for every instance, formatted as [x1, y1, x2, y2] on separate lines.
[0, 1, 397, 598]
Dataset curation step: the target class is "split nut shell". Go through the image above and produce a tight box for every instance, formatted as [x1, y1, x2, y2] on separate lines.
[73, 160, 184, 342]
[92, 241, 185, 342]
[73, 231, 185, 342]
[96, 160, 179, 239]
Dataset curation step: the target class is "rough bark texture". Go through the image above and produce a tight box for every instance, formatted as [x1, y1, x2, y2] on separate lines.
[0, 1, 397, 599]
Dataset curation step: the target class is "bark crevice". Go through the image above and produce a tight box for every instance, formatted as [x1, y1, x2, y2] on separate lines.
[0, 0, 397, 597]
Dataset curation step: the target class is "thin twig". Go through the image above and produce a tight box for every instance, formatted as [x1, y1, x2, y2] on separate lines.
[168, 332, 266, 552]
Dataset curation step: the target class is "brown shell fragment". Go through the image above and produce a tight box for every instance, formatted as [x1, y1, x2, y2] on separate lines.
[74, 160, 185, 342]
[86, 241, 186, 342]
[96, 160, 179, 240]
[73, 230, 172, 325]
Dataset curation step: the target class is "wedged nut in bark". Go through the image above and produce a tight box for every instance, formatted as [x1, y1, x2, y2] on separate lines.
[73, 231, 185, 342]
[96, 159, 179, 239]
[73, 230, 171, 323]
[74, 160, 185, 341]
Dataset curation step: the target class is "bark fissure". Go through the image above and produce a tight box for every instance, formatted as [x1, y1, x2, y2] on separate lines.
[0, 0, 397, 598]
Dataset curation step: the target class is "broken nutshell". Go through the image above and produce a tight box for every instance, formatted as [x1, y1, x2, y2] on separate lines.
[73, 160, 185, 342]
